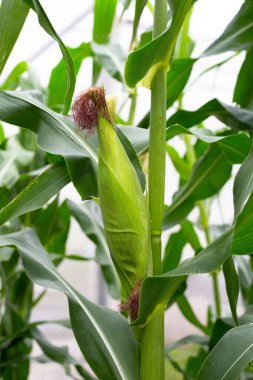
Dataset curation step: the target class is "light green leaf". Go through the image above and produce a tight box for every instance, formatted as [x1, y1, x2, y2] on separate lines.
[133, 229, 233, 326]
[0, 0, 29, 75]
[0, 61, 28, 90]
[233, 140, 253, 219]
[197, 324, 253, 380]
[131, 0, 148, 44]
[0, 228, 139, 380]
[0, 159, 70, 226]
[164, 144, 232, 228]
[24, 0, 76, 114]
[67, 200, 120, 299]
[48, 43, 93, 112]
[124, 0, 195, 88]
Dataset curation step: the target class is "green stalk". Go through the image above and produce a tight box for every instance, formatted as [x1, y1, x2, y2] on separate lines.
[184, 135, 222, 317]
[128, 90, 137, 125]
[140, 1, 167, 379]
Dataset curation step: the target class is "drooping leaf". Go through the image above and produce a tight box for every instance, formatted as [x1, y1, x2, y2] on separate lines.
[67, 200, 120, 299]
[164, 144, 232, 228]
[232, 191, 253, 255]
[0, 0, 29, 75]
[0, 62, 28, 90]
[133, 229, 234, 326]
[203, 0, 253, 56]
[223, 255, 239, 325]
[124, 0, 195, 88]
[162, 230, 187, 273]
[0, 90, 98, 199]
[233, 47, 253, 109]
[233, 140, 253, 219]
[92, 0, 117, 83]
[24, 0, 76, 114]
[177, 295, 210, 334]
[167, 98, 253, 132]
[48, 43, 93, 112]
[198, 324, 253, 380]
[0, 228, 139, 380]
[131, 0, 148, 44]
[0, 160, 70, 226]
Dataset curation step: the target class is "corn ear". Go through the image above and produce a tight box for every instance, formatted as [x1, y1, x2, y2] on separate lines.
[98, 115, 150, 296]
[72, 87, 150, 299]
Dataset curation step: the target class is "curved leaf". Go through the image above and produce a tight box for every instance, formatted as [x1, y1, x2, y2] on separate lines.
[0, 159, 70, 226]
[198, 324, 253, 380]
[0, 0, 29, 75]
[24, 0, 76, 113]
[0, 228, 139, 380]
[203, 0, 253, 56]
[124, 0, 195, 88]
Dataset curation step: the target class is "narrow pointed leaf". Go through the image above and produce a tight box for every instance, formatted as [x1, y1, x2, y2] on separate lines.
[203, 0, 253, 56]
[0, 0, 29, 75]
[24, 0, 75, 113]
[124, 0, 195, 88]
[223, 256, 239, 325]
[233, 47, 253, 109]
[197, 324, 253, 380]
[0, 228, 139, 380]
[0, 159, 70, 226]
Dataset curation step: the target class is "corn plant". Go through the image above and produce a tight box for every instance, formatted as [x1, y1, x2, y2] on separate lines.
[1, 0, 253, 379]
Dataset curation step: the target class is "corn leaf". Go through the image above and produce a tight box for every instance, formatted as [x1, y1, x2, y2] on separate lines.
[0, 228, 139, 380]
[0, 0, 29, 75]
[233, 47, 253, 109]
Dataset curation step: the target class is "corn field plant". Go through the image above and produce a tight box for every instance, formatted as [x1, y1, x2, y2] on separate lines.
[1, 0, 253, 379]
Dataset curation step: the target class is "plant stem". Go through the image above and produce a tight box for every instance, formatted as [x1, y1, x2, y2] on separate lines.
[141, 1, 167, 379]
[140, 306, 165, 380]
[184, 135, 222, 317]
[127, 90, 137, 125]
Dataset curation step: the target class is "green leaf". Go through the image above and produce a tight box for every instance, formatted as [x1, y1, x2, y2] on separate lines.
[131, 0, 148, 44]
[166, 58, 196, 108]
[0, 228, 139, 380]
[233, 140, 253, 219]
[0, 90, 98, 199]
[233, 47, 253, 109]
[133, 229, 234, 326]
[67, 200, 120, 299]
[124, 0, 195, 88]
[162, 230, 187, 272]
[164, 144, 232, 228]
[0, 159, 70, 226]
[24, 0, 76, 114]
[223, 256, 239, 325]
[167, 98, 253, 132]
[166, 144, 191, 180]
[92, 0, 117, 83]
[0, 62, 28, 90]
[232, 191, 253, 255]
[197, 324, 253, 380]
[177, 295, 209, 334]
[203, 0, 253, 56]
[48, 43, 93, 112]
[0, 0, 29, 75]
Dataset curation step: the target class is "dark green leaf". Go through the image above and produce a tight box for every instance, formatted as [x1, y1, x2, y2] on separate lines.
[48, 43, 93, 112]
[0, 228, 139, 380]
[198, 324, 253, 380]
[177, 295, 209, 334]
[162, 230, 187, 272]
[24, 0, 75, 113]
[234, 47, 253, 109]
[125, 0, 195, 88]
[223, 255, 239, 325]
[0, 160, 70, 226]
[164, 144, 232, 228]
[67, 200, 120, 299]
[167, 98, 253, 132]
[0, 0, 29, 75]
[203, 0, 253, 56]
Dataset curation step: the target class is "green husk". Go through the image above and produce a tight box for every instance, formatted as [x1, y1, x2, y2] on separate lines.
[98, 115, 150, 298]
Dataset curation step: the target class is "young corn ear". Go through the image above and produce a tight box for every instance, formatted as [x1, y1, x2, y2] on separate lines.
[72, 88, 150, 301]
